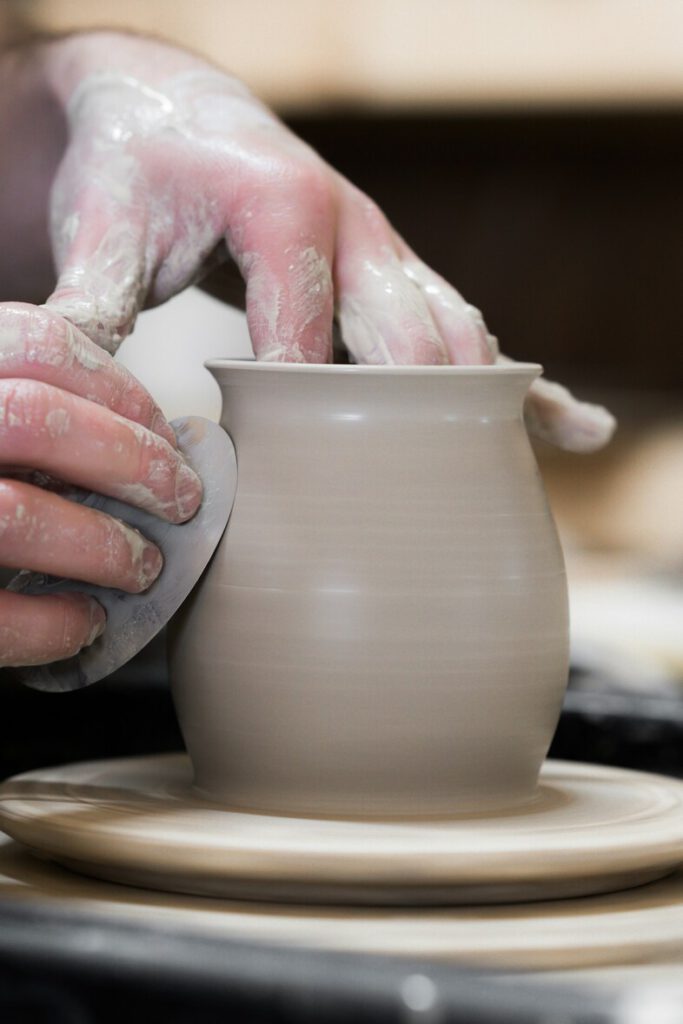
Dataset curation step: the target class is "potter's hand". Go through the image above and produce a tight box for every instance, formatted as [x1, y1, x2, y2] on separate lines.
[0, 304, 202, 667]
[41, 33, 614, 452]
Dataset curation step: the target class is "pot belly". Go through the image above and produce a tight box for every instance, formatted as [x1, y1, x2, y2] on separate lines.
[170, 554, 568, 816]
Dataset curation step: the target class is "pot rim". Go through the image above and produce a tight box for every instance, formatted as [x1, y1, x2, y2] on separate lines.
[205, 359, 543, 376]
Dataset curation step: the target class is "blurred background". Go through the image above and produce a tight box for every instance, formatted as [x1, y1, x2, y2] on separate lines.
[2, 0, 682, 772]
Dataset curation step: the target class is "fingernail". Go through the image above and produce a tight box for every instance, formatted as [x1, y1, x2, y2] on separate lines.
[152, 410, 178, 448]
[86, 599, 107, 645]
[587, 402, 617, 433]
[570, 403, 618, 452]
[140, 542, 164, 590]
[485, 332, 500, 360]
[464, 304, 496, 362]
[466, 304, 487, 331]
[175, 460, 203, 521]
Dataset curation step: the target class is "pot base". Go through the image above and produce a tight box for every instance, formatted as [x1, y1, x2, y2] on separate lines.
[1, 755, 681, 906]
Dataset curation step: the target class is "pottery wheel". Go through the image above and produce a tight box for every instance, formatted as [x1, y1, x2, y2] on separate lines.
[1, 755, 682, 906]
[1, 835, 682, 973]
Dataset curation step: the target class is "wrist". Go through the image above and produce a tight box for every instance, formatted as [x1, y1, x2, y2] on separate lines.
[0, 45, 66, 301]
[41, 30, 208, 107]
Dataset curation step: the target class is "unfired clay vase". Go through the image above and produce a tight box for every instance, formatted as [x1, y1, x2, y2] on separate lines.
[169, 362, 569, 817]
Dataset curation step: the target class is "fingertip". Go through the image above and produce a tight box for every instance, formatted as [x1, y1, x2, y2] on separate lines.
[0, 590, 107, 667]
[525, 379, 617, 453]
[174, 461, 203, 523]
[557, 404, 618, 453]
[255, 334, 332, 364]
[84, 596, 107, 645]
[59, 592, 107, 654]
[464, 305, 497, 365]
[139, 542, 164, 592]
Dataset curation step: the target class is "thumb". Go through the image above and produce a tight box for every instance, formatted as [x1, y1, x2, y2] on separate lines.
[45, 155, 151, 353]
[524, 376, 617, 453]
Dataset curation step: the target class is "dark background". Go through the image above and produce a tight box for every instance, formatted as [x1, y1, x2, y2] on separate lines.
[291, 110, 683, 394]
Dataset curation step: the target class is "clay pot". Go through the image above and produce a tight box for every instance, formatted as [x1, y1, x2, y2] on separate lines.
[169, 362, 569, 817]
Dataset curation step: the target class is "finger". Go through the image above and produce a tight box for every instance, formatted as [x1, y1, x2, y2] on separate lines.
[0, 379, 202, 523]
[226, 170, 335, 362]
[46, 148, 151, 353]
[334, 188, 448, 365]
[0, 591, 106, 668]
[0, 480, 162, 593]
[523, 376, 617, 452]
[393, 241, 496, 365]
[0, 303, 177, 448]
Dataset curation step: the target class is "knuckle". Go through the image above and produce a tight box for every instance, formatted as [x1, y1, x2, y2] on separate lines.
[271, 156, 333, 205]
[5, 303, 73, 365]
[24, 306, 68, 365]
[0, 378, 53, 434]
[0, 480, 21, 521]
[0, 481, 34, 541]
[113, 367, 152, 422]
[47, 288, 136, 353]
[0, 303, 112, 379]
[38, 314, 95, 374]
[293, 162, 334, 207]
[0, 303, 52, 364]
[355, 192, 391, 237]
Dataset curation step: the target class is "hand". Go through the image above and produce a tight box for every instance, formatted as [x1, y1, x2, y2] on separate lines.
[0, 303, 202, 667]
[39, 32, 614, 453]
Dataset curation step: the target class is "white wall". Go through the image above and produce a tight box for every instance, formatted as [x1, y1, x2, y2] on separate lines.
[115, 288, 253, 423]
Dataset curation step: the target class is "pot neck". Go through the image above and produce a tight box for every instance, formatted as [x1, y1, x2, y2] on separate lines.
[206, 361, 541, 423]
